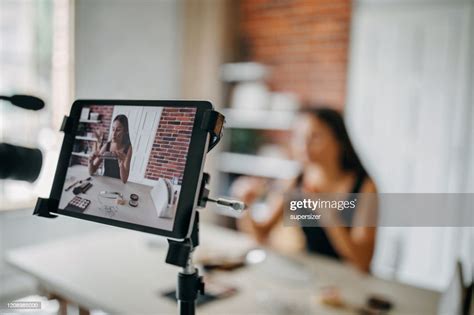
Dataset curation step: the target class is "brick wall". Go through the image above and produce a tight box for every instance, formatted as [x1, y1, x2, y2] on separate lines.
[71, 106, 196, 184]
[144, 107, 196, 184]
[240, 0, 351, 109]
[86, 105, 113, 142]
[72, 105, 113, 166]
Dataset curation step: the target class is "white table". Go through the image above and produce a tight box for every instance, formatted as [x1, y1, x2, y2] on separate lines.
[6, 224, 439, 315]
[60, 165, 174, 231]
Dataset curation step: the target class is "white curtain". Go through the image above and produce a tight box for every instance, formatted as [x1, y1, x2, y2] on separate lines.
[346, 0, 473, 290]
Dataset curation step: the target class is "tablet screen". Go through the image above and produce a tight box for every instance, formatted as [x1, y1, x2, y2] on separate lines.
[58, 104, 197, 232]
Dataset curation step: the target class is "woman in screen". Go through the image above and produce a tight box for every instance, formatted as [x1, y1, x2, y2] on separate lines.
[232, 108, 377, 272]
[89, 114, 133, 183]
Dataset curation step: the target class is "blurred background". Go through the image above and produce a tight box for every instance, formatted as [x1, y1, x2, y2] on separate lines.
[0, 0, 472, 312]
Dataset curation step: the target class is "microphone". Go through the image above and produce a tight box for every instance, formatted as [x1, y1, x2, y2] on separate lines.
[0, 94, 45, 110]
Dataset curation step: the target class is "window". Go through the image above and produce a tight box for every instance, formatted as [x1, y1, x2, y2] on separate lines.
[0, 0, 72, 210]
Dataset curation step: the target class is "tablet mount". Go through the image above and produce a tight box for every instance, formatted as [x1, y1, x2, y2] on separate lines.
[33, 108, 245, 315]
[165, 110, 244, 315]
[166, 171, 245, 315]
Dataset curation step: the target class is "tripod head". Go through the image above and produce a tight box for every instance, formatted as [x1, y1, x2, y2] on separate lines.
[165, 172, 245, 268]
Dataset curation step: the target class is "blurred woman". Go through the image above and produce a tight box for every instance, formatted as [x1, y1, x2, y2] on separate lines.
[232, 108, 377, 272]
[89, 114, 133, 183]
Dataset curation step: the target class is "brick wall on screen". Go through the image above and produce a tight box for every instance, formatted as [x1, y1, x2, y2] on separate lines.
[240, 0, 351, 109]
[86, 105, 113, 141]
[74, 105, 113, 166]
[144, 108, 196, 184]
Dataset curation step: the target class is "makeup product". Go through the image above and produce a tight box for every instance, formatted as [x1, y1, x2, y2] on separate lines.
[367, 295, 392, 311]
[73, 181, 93, 195]
[99, 191, 126, 205]
[67, 196, 91, 212]
[100, 191, 123, 199]
[82, 182, 93, 193]
[65, 177, 91, 192]
[73, 185, 82, 195]
[129, 193, 139, 207]
[65, 180, 80, 192]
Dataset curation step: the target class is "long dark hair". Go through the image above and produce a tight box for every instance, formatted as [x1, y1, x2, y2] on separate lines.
[301, 107, 368, 178]
[113, 114, 131, 149]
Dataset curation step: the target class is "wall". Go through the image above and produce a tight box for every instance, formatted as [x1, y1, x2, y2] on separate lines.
[239, 0, 351, 108]
[74, 0, 182, 99]
[145, 107, 196, 184]
[74, 105, 113, 166]
[85, 105, 113, 142]
[72, 106, 195, 184]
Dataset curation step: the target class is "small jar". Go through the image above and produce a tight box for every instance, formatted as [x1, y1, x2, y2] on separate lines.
[129, 193, 139, 207]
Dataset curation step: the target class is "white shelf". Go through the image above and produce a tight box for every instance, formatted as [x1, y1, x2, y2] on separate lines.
[223, 109, 297, 130]
[75, 136, 98, 141]
[79, 119, 101, 124]
[71, 152, 90, 158]
[218, 152, 301, 179]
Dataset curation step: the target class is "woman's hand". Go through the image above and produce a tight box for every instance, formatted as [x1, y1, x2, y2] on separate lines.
[89, 151, 100, 164]
[114, 147, 131, 184]
[237, 210, 270, 244]
[88, 150, 103, 175]
[230, 176, 268, 206]
[115, 150, 127, 166]
[93, 130, 103, 151]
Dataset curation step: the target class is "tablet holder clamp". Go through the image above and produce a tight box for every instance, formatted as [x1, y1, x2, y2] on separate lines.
[33, 114, 73, 219]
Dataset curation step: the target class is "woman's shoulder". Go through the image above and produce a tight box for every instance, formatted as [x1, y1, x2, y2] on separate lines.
[360, 176, 377, 193]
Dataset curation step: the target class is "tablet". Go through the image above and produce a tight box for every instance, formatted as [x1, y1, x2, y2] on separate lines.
[49, 100, 212, 240]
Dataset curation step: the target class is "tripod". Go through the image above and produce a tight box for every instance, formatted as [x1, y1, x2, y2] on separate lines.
[165, 173, 244, 315]
[166, 211, 203, 315]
